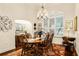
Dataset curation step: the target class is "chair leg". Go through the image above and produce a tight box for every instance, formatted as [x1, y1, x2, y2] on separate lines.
[21, 49, 25, 56]
[50, 44, 53, 51]
[21, 49, 24, 56]
[51, 45, 53, 51]
[43, 50, 47, 56]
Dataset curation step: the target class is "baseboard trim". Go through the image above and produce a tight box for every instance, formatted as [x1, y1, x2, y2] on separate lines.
[0, 48, 20, 56]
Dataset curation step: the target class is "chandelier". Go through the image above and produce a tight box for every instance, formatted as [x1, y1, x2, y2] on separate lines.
[37, 4, 48, 20]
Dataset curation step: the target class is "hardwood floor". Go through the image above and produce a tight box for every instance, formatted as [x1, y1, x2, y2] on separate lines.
[0, 44, 77, 56]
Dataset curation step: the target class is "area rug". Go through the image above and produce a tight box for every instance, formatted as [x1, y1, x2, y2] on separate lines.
[1, 44, 67, 56]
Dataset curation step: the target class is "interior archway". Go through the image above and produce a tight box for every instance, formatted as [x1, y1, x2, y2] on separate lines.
[15, 20, 33, 35]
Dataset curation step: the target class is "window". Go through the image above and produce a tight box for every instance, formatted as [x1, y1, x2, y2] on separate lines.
[54, 15, 63, 37]
[43, 14, 64, 37]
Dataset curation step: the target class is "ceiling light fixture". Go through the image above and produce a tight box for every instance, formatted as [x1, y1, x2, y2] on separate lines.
[37, 4, 48, 20]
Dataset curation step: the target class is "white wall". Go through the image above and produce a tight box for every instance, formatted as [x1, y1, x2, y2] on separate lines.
[0, 17, 15, 53]
[0, 3, 35, 53]
[75, 4, 79, 55]
[0, 3, 76, 53]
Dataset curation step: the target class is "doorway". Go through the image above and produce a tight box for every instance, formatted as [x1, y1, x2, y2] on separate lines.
[15, 20, 32, 48]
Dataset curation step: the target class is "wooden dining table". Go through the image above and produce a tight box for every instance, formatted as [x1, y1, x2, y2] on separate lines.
[22, 38, 44, 56]
[27, 38, 44, 43]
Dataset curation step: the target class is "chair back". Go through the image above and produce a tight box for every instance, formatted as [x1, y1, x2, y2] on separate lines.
[62, 37, 68, 43]
[19, 34, 28, 48]
[48, 33, 54, 43]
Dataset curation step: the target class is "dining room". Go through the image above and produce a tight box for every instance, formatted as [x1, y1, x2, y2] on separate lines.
[0, 3, 79, 56]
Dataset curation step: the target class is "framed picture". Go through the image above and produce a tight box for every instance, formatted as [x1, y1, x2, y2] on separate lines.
[74, 16, 77, 31]
[65, 20, 73, 31]
[34, 23, 36, 26]
[0, 16, 12, 32]
[34, 23, 36, 30]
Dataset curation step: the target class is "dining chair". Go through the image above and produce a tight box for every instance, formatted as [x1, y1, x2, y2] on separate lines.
[19, 34, 27, 56]
[21, 42, 36, 56]
[48, 33, 54, 51]
[19, 34, 26, 48]
[19, 34, 31, 56]
[21, 36, 38, 56]
[46, 33, 54, 56]
[38, 33, 50, 55]
[62, 37, 75, 56]
[37, 40, 47, 55]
